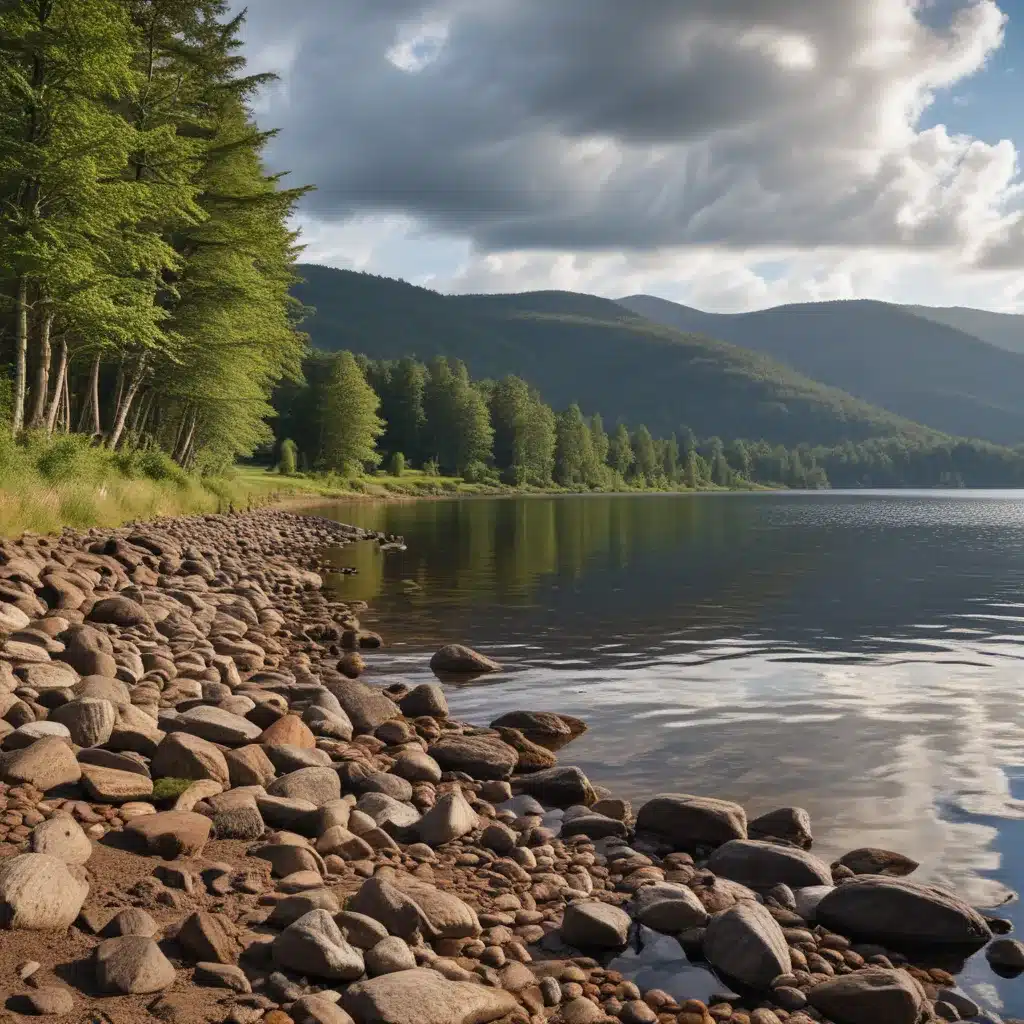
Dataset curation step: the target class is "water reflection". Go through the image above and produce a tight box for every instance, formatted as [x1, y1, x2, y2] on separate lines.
[309, 491, 1024, 1018]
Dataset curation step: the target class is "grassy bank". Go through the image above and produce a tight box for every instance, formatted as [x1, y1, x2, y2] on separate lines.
[0, 439, 770, 540]
[234, 464, 763, 501]
[0, 436, 332, 538]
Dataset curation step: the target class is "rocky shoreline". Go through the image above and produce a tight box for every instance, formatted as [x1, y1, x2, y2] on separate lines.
[0, 508, 1010, 1024]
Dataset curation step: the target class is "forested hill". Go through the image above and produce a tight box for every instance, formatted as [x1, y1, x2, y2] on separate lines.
[292, 265, 936, 446]
[618, 294, 1024, 445]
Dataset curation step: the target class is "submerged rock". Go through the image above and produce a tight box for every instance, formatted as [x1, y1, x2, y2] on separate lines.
[429, 644, 501, 675]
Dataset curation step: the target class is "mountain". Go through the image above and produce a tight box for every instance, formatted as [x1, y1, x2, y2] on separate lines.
[293, 265, 936, 446]
[902, 305, 1024, 356]
[617, 294, 1024, 444]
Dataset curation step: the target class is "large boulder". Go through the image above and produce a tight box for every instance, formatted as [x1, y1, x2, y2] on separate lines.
[636, 793, 747, 847]
[429, 644, 501, 675]
[173, 705, 262, 746]
[0, 736, 81, 790]
[416, 790, 479, 847]
[95, 936, 175, 994]
[0, 853, 89, 929]
[808, 968, 924, 1024]
[707, 839, 832, 889]
[702, 901, 791, 989]
[632, 882, 709, 933]
[347, 875, 435, 942]
[225, 744, 277, 787]
[512, 765, 597, 808]
[30, 815, 93, 865]
[489, 710, 572, 745]
[324, 678, 401, 734]
[267, 767, 341, 806]
[748, 807, 813, 848]
[816, 876, 992, 948]
[560, 900, 630, 949]
[88, 596, 151, 628]
[387, 874, 482, 939]
[81, 765, 154, 804]
[342, 967, 519, 1024]
[428, 735, 518, 781]
[272, 909, 365, 981]
[50, 698, 116, 747]
[398, 683, 448, 719]
[151, 732, 229, 786]
[124, 811, 212, 859]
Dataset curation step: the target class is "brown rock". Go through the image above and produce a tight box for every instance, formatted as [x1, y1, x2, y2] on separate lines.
[124, 811, 212, 859]
[261, 715, 316, 749]
[177, 910, 242, 964]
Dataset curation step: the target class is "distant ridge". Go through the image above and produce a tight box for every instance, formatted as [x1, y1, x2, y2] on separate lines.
[618, 294, 1024, 444]
[292, 264, 938, 446]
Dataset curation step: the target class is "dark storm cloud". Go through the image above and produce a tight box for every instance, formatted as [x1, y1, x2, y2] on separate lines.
[236, 0, 1020, 262]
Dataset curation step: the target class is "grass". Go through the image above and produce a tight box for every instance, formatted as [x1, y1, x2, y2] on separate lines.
[0, 434, 769, 541]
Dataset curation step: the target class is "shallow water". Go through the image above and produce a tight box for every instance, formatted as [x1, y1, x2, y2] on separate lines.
[308, 490, 1024, 1017]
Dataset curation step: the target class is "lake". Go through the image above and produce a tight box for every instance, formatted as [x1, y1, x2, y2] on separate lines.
[309, 490, 1024, 1017]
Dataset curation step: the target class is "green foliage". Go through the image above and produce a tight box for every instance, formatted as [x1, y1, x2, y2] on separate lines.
[0, 1, 305, 466]
[279, 438, 298, 475]
[387, 451, 405, 477]
[319, 351, 384, 476]
[152, 776, 195, 801]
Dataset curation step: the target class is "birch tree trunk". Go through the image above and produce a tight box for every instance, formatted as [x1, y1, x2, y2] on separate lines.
[12, 277, 29, 435]
[108, 354, 147, 449]
[28, 310, 53, 429]
[44, 337, 68, 434]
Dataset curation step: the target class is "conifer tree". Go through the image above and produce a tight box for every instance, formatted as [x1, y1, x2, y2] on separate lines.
[319, 351, 383, 475]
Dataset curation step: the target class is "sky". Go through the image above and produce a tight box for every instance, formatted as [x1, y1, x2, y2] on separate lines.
[233, 0, 1024, 313]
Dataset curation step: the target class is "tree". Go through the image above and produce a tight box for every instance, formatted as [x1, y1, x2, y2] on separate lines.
[319, 351, 383, 475]
[387, 451, 405, 477]
[662, 433, 680, 482]
[554, 404, 597, 486]
[370, 357, 426, 464]
[278, 438, 297, 475]
[422, 357, 492, 475]
[490, 375, 555, 486]
[607, 423, 634, 479]
[726, 439, 751, 479]
[632, 425, 658, 483]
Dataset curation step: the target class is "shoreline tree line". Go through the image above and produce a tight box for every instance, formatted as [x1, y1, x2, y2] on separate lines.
[273, 350, 1024, 490]
[0, 1, 305, 473]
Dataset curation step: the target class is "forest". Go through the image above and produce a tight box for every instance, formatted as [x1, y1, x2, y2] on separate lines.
[274, 350, 1024, 491]
[0, 0, 305, 474]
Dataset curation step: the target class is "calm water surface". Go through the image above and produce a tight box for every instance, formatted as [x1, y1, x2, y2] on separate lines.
[310, 491, 1024, 1017]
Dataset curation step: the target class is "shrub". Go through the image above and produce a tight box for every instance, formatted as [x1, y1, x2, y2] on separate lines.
[34, 435, 99, 483]
[152, 777, 195, 802]
[279, 439, 298, 475]
[422, 458, 439, 477]
[387, 451, 405, 477]
[139, 449, 189, 486]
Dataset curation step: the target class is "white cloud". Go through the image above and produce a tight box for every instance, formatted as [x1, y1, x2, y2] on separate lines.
[234, 0, 1024, 310]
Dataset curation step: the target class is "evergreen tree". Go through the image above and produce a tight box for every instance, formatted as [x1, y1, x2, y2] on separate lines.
[662, 433, 680, 482]
[422, 357, 492, 475]
[490, 375, 554, 485]
[607, 422, 634, 479]
[589, 414, 609, 467]
[371, 356, 425, 464]
[632, 425, 658, 483]
[319, 351, 383, 475]
[726, 438, 751, 479]
[554, 404, 596, 486]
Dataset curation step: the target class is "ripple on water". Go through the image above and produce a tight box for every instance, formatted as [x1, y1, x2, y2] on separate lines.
[314, 491, 1024, 1017]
